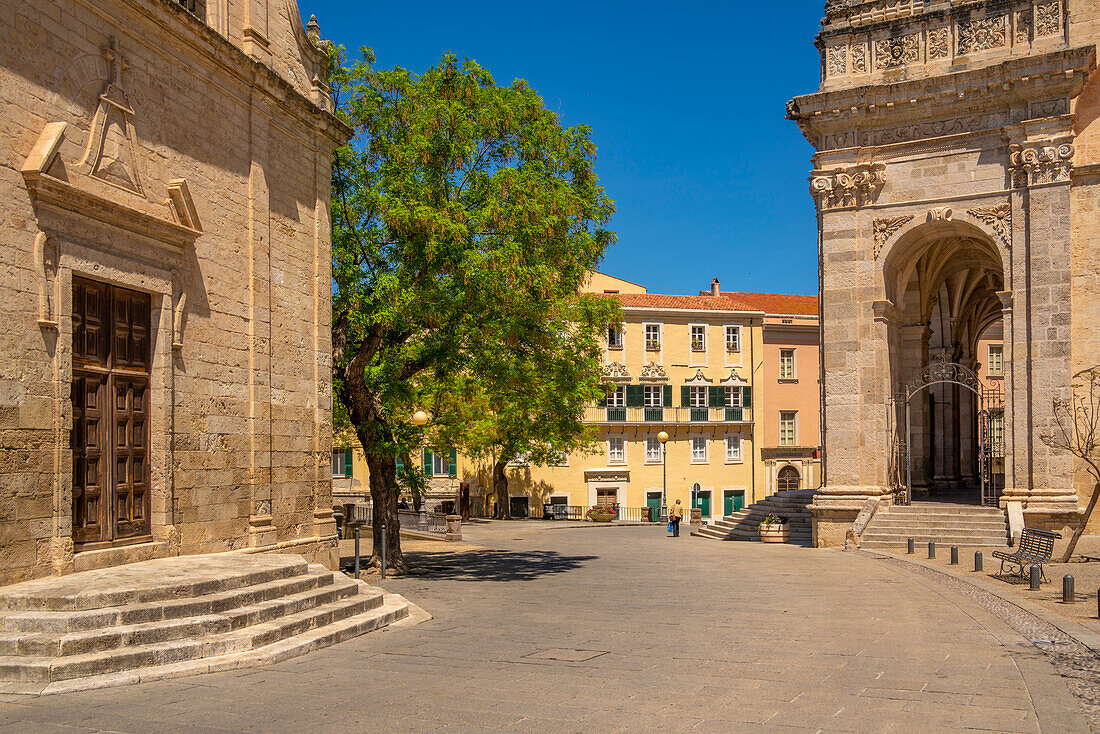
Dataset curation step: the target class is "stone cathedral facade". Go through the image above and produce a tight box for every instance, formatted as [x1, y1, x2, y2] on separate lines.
[0, 0, 347, 584]
[789, 0, 1100, 547]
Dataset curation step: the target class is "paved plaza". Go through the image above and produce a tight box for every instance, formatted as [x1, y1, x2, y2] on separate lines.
[0, 523, 1096, 733]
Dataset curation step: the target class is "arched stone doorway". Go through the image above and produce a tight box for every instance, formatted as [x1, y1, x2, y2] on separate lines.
[882, 218, 1006, 505]
[777, 465, 801, 492]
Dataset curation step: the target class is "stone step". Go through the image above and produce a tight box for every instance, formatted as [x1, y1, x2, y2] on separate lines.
[0, 573, 368, 657]
[0, 584, 383, 684]
[861, 532, 1008, 544]
[0, 555, 309, 612]
[0, 565, 337, 634]
[866, 518, 1008, 529]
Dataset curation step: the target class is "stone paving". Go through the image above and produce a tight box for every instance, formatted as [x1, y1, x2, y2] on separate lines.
[0, 522, 1094, 733]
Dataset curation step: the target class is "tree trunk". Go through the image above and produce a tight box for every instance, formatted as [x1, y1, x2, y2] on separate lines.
[1060, 481, 1100, 562]
[494, 458, 510, 519]
[364, 449, 407, 573]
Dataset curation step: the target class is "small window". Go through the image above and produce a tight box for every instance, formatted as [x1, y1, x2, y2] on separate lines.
[645, 437, 662, 463]
[608, 437, 625, 464]
[690, 325, 706, 352]
[645, 324, 661, 351]
[990, 411, 1005, 450]
[607, 386, 626, 407]
[689, 386, 707, 408]
[780, 411, 797, 446]
[550, 450, 569, 467]
[725, 436, 742, 462]
[607, 325, 624, 350]
[644, 385, 663, 407]
[725, 386, 742, 408]
[725, 325, 741, 353]
[779, 349, 795, 380]
[988, 344, 1003, 377]
[777, 465, 801, 491]
[433, 452, 450, 476]
[691, 437, 708, 463]
[331, 449, 346, 478]
[596, 488, 618, 507]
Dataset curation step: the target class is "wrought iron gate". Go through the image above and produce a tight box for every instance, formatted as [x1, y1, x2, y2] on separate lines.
[890, 354, 1004, 506]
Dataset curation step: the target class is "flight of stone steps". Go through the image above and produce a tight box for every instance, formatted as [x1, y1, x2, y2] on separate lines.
[692, 489, 815, 544]
[858, 502, 1009, 548]
[0, 553, 414, 694]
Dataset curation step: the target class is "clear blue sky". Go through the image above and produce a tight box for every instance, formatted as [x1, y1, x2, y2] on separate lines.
[301, 1, 826, 296]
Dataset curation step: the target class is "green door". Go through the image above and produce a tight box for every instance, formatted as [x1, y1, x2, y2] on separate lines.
[646, 492, 662, 521]
[696, 491, 711, 519]
[723, 490, 745, 516]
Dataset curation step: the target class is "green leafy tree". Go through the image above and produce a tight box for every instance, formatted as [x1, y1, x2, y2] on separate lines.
[429, 294, 620, 519]
[330, 48, 615, 571]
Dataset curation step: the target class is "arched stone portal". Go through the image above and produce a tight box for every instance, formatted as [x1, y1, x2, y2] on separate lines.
[787, 0, 1098, 549]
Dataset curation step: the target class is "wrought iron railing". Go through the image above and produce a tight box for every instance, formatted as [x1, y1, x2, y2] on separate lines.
[587, 406, 751, 424]
[536, 503, 586, 520]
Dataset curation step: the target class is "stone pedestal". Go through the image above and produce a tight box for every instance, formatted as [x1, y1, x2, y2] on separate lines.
[445, 515, 462, 542]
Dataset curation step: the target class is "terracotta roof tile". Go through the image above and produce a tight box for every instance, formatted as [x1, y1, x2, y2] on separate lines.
[718, 292, 819, 316]
[602, 291, 818, 316]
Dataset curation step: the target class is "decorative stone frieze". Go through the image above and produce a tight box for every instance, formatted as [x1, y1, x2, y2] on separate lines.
[872, 215, 913, 259]
[809, 163, 886, 209]
[874, 34, 918, 69]
[1014, 10, 1032, 43]
[602, 362, 630, 382]
[927, 27, 949, 60]
[957, 15, 1007, 55]
[851, 44, 867, 73]
[1009, 140, 1074, 186]
[966, 203, 1011, 248]
[639, 361, 668, 381]
[827, 46, 847, 77]
[1035, 2, 1061, 36]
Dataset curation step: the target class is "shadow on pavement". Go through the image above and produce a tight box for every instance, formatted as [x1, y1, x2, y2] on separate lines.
[403, 548, 597, 582]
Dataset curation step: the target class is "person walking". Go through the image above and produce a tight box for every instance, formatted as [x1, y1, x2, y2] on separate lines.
[668, 499, 684, 537]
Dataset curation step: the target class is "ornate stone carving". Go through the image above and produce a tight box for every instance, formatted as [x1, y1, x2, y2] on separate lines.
[967, 203, 1011, 248]
[809, 163, 886, 209]
[1010, 141, 1074, 186]
[872, 114, 1002, 146]
[827, 46, 847, 77]
[851, 44, 867, 73]
[1035, 2, 1061, 36]
[926, 206, 952, 222]
[873, 215, 913, 259]
[1015, 10, 1032, 43]
[1030, 99, 1067, 118]
[957, 15, 1007, 55]
[685, 368, 711, 385]
[79, 37, 144, 196]
[639, 361, 668, 381]
[602, 362, 631, 382]
[927, 27, 949, 59]
[874, 34, 918, 69]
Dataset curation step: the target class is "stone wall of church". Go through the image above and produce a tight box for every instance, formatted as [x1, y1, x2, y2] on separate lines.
[0, 0, 345, 585]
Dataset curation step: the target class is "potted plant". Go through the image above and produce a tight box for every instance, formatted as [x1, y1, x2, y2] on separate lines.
[758, 513, 790, 543]
[645, 340, 661, 351]
[586, 506, 616, 523]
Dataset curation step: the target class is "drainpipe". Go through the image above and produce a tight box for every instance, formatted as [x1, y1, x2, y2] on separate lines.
[751, 316, 757, 504]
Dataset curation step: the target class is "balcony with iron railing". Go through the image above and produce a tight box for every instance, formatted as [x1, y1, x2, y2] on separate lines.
[585, 405, 752, 425]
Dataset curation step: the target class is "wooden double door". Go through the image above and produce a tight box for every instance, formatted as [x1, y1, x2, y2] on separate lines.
[71, 278, 152, 547]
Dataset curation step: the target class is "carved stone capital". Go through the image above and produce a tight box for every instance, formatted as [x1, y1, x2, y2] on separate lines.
[995, 290, 1013, 312]
[872, 299, 904, 325]
[1009, 139, 1074, 187]
[809, 162, 886, 210]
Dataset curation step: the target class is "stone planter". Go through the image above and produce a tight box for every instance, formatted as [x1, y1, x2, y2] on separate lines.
[758, 523, 790, 543]
[445, 514, 463, 541]
[588, 513, 615, 523]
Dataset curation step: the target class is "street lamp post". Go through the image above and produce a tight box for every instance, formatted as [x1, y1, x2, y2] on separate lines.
[412, 410, 430, 531]
[657, 431, 669, 521]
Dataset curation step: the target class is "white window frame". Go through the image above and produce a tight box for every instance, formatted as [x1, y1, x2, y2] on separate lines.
[607, 324, 624, 350]
[607, 436, 626, 465]
[690, 324, 706, 352]
[779, 411, 798, 447]
[779, 348, 796, 380]
[645, 436, 663, 464]
[607, 385, 626, 407]
[988, 344, 1003, 377]
[691, 436, 708, 464]
[725, 325, 741, 353]
[644, 323, 662, 352]
[990, 411, 1005, 449]
[725, 436, 742, 463]
[689, 385, 707, 408]
[332, 449, 346, 478]
[643, 385, 663, 407]
[725, 385, 742, 408]
[550, 450, 569, 467]
[432, 452, 451, 477]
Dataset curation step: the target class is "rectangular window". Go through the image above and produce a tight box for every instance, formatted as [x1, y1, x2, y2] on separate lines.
[988, 344, 1003, 377]
[433, 452, 449, 476]
[689, 386, 707, 407]
[332, 449, 346, 478]
[725, 436, 742, 462]
[643, 385, 663, 407]
[645, 324, 661, 351]
[607, 324, 623, 349]
[725, 386, 742, 408]
[780, 411, 797, 446]
[690, 325, 706, 352]
[691, 437, 708, 463]
[608, 437, 625, 464]
[725, 325, 741, 353]
[550, 450, 569, 467]
[779, 349, 795, 380]
[990, 411, 1005, 450]
[645, 437, 662, 463]
[607, 386, 626, 407]
[596, 488, 618, 507]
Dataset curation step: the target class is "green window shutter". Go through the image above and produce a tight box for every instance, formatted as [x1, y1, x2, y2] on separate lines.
[663, 385, 672, 407]
[448, 449, 458, 477]
[344, 448, 353, 478]
[422, 448, 433, 477]
[742, 386, 752, 408]
[709, 386, 721, 407]
[598, 391, 608, 407]
[626, 384, 644, 407]
[681, 385, 690, 407]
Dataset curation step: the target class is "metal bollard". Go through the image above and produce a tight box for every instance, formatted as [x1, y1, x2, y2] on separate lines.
[381, 523, 387, 579]
[354, 525, 360, 579]
[1063, 575, 1075, 603]
[907, 538, 915, 554]
[1030, 564, 1041, 590]
[974, 551, 983, 572]
[928, 541, 936, 559]
[950, 546, 959, 565]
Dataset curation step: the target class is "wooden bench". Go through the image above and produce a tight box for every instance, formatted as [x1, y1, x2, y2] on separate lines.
[992, 528, 1061, 582]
